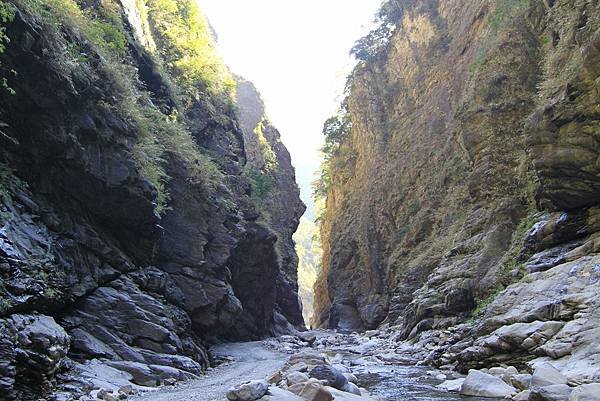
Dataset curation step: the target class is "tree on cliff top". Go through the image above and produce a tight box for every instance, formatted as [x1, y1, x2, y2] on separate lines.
[351, 0, 413, 61]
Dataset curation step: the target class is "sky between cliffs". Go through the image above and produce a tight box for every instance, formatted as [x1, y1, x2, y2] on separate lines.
[200, 0, 381, 213]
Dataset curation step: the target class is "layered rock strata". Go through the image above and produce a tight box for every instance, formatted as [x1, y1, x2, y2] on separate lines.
[0, 0, 304, 399]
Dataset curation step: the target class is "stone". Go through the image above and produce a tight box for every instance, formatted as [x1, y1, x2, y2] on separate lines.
[489, 367, 507, 377]
[342, 372, 358, 384]
[297, 332, 317, 345]
[163, 378, 177, 386]
[287, 372, 309, 386]
[569, 384, 600, 401]
[260, 387, 304, 401]
[308, 365, 348, 390]
[118, 385, 133, 395]
[288, 362, 309, 373]
[511, 374, 533, 390]
[342, 382, 362, 395]
[226, 380, 269, 401]
[364, 330, 379, 338]
[298, 379, 333, 401]
[532, 364, 568, 388]
[514, 390, 531, 401]
[530, 384, 573, 401]
[437, 378, 465, 392]
[459, 370, 517, 398]
[267, 371, 282, 384]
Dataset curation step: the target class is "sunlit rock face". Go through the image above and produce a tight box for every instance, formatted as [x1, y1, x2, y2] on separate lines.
[314, 0, 600, 370]
[0, 0, 303, 399]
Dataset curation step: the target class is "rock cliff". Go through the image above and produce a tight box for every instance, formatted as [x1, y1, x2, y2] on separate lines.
[0, 0, 303, 399]
[314, 0, 600, 382]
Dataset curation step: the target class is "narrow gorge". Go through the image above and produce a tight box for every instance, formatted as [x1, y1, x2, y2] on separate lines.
[0, 0, 599, 401]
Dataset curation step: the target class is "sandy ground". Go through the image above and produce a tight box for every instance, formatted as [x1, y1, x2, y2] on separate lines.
[130, 342, 285, 401]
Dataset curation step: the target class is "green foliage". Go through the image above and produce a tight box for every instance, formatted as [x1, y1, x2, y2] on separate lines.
[468, 0, 530, 77]
[145, 0, 235, 99]
[19, 0, 128, 57]
[121, 98, 223, 215]
[0, 1, 15, 93]
[488, 0, 530, 34]
[351, 0, 413, 61]
[312, 161, 331, 201]
[0, 1, 14, 55]
[245, 167, 274, 202]
[15, 0, 225, 216]
[312, 103, 351, 203]
[254, 120, 278, 172]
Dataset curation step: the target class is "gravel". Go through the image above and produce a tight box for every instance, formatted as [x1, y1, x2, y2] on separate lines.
[130, 342, 286, 401]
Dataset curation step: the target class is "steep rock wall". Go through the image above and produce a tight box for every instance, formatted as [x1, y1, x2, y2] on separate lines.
[235, 78, 306, 333]
[0, 1, 303, 399]
[314, 0, 600, 378]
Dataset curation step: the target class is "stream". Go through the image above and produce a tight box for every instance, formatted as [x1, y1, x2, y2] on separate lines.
[131, 340, 502, 401]
[325, 351, 498, 401]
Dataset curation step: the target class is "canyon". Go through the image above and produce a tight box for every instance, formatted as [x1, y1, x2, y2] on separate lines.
[0, 0, 599, 401]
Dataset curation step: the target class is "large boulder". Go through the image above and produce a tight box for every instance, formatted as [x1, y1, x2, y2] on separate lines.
[226, 380, 269, 401]
[259, 387, 304, 401]
[459, 370, 517, 398]
[286, 372, 309, 386]
[292, 379, 333, 401]
[530, 384, 573, 401]
[308, 365, 347, 390]
[569, 384, 600, 401]
[437, 378, 465, 392]
[531, 364, 568, 388]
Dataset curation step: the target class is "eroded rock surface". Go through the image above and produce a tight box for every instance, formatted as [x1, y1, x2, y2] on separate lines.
[313, 0, 600, 387]
[0, 1, 304, 399]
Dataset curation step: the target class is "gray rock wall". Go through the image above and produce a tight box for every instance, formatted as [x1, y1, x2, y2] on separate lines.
[0, 1, 304, 399]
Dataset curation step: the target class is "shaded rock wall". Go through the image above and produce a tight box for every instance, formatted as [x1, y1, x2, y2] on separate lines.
[314, 0, 600, 377]
[235, 78, 306, 333]
[0, 1, 303, 399]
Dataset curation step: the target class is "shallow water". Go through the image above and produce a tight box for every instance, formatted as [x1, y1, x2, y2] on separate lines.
[353, 363, 499, 401]
[326, 350, 502, 401]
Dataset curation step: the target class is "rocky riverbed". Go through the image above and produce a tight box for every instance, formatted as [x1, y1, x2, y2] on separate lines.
[80, 329, 598, 401]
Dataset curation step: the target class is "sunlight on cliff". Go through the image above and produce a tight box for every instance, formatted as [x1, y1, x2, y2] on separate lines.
[294, 216, 323, 326]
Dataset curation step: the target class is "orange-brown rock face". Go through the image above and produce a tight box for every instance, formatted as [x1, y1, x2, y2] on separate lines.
[314, 0, 600, 339]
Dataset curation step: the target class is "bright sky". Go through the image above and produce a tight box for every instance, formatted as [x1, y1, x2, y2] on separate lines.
[200, 0, 381, 211]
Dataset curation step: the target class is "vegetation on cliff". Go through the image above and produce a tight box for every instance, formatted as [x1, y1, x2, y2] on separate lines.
[9, 0, 228, 215]
[313, 0, 600, 342]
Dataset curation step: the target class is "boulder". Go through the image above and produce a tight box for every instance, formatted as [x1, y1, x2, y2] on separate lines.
[511, 373, 533, 390]
[459, 370, 517, 398]
[532, 364, 568, 388]
[286, 372, 309, 386]
[267, 371, 282, 384]
[343, 372, 358, 384]
[259, 387, 304, 401]
[529, 384, 573, 401]
[569, 384, 600, 401]
[297, 332, 317, 345]
[327, 386, 379, 400]
[437, 378, 465, 392]
[297, 379, 333, 401]
[489, 367, 507, 377]
[308, 365, 347, 390]
[226, 380, 269, 401]
[514, 390, 532, 401]
[341, 382, 362, 395]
